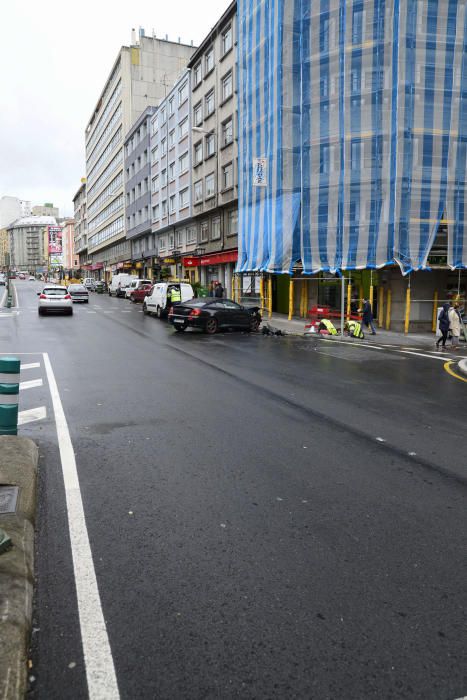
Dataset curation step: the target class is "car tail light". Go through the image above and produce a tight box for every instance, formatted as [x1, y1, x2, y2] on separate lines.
[39, 294, 47, 299]
[64, 294, 72, 300]
[188, 308, 202, 318]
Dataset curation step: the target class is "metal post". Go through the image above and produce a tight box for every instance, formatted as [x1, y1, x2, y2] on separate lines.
[340, 274, 345, 337]
[288, 278, 294, 321]
[0, 356, 20, 435]
[268, 275, 273, 319]
[378, 286, 384, 327]
[432, 290, 438, 333]
[259, 276, 264, 314]
[346, 279, 352, 319]
[404, 279, 411, 335]
[385, 288, 392, 330]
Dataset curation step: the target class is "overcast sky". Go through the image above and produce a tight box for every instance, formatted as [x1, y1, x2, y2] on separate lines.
[0, 0, 229, 217]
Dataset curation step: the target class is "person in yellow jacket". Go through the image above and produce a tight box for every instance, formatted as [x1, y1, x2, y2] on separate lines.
[318, 319, 338, 335]
[345, 319, 365, 339]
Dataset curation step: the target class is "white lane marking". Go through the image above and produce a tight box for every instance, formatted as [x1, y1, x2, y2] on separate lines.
[18, 406, 47, 425]
[20, 378, 43, 391]
[42, 352, 120, 699]
[376, 437, 386, 442]
[86, 311, 97, 314]
[398, 350, 447, 362]
[93, 306, 102, 309]
[103, 311, 114, 314]
[21, 363, 41, 370]
[121, 310, 131, 313]
[0, 287, 6, 307]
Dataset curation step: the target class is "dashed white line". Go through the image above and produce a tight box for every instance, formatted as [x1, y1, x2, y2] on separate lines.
[42, 352, 120, 699]
[18, 406, 47, 425]
[375, 437, 386, 443]
[19, 378, 43, 391]
[398, 350, 447, 362]
[21, 363, 41, 370]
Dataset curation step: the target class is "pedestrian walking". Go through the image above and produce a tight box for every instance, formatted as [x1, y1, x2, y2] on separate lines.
[448, 302, 462, 349]
[361, 298, 376, 335]
[214, 282, 224, 298]
[208, 281, 215, 297]
[436, 303, 451, 349]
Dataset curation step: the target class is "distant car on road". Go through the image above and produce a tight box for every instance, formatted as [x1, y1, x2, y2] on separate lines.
[38, 285, 73, 316]
[168, 298, 261, 334]
[67, 284, 89, 303]
[18, 273, 26, 280]
[130, 284, 153, 303]
[83, 278, 95, 291]
[0, 273, 5, 286]
[28, 276, 35, 281]
[125, 279, 152, 299]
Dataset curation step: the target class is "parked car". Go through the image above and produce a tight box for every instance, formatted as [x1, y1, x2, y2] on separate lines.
[130, 284, 153, 303]
[168, 298, 261, 334]
[0, 273, 6, 286]
[18, 273, 26, 280]
[83, 278, 95, 291]
[67, 283, 89, 303]
[28, 276, 35, 281]
[109, 274, 138, 297]
[125, 279, 152, 299]
[37, 286, 73, 315]
[143, 282, 194, 318]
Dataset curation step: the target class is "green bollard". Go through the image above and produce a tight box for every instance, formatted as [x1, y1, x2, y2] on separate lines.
[0, 357, 20, 435]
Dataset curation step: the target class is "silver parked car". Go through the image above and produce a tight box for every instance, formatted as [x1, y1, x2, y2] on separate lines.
[38, 286, 73, 316]
[67, 283, 89, 303]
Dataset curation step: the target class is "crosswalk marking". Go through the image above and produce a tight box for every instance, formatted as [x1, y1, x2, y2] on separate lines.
[18, 406, 47, 425]
[21, 362, 41, 370]
[20, 378, 43, 391]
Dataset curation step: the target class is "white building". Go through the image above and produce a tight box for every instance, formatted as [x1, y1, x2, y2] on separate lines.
[7, 216, 56, 272]
[0, 196, 31, 229]
[84, 29, 196, 276]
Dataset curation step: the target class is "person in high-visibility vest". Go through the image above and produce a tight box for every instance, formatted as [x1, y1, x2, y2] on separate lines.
[318, 319, 338, 335]
[168, 285, 181, 306]
[345, 320, 364, 339]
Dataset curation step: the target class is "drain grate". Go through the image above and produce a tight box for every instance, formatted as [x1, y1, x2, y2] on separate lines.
[0, 486, 19, 514]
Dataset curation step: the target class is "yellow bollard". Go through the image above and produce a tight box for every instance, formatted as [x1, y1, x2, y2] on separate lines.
[378, 286, 384, 327]
[303, 281, 308, 318]
[385, 288, 392, 330]
[259, 277, 265, 314]
[404, 285, 411, 335]
[288, 278, 294, 321]
[369, 284, 374, 309]
[237, 275, 242, 304]
[268, 276, 273, 319]
[347, 282, 352, 319]
[432, 290, 438, 333]
[231, 275, 235, 302]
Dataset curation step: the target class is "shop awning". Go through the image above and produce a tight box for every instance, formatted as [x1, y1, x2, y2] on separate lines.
[183, 250, 238, 267]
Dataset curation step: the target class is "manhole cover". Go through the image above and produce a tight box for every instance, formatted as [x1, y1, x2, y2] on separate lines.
[0, 486, 19, 514]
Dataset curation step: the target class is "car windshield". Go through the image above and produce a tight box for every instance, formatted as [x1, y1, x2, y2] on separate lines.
[44, 288, 67, 296]
[69, 285, 86, 291]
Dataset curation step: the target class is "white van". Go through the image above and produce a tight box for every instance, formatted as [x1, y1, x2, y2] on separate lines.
[144, 281, 194, 318]
[124, 278, 152, 299]
[109, 274, 138, 297]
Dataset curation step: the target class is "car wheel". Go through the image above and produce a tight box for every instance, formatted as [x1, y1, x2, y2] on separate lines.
[205, 317, 218, 335]
[143, 303, 149, 315]
[38, 308, 44, 316]
[174, 326, 185, 332]
[68, 309, 73, 316]
[249, 316, 260, 332]
[156, 306, 162, 319]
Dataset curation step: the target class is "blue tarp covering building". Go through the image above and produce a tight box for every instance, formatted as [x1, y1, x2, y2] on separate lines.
[237, 0, 467, 275]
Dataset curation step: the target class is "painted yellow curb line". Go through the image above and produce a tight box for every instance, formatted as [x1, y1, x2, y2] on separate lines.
[444, 361, 467, 384]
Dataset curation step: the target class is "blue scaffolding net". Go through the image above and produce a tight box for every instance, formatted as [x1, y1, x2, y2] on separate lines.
[237, 0, 467, 275]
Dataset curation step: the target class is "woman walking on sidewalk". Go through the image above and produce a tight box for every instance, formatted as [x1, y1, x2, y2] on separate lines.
[436, 303, 450, 349]
[448, 303, 462, 349]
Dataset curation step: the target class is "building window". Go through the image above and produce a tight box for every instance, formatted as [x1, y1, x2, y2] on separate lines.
[153, 204, 159, 221]
[179, 188, 189, 209]
[178, 81, 188, 105]
[351, 141, 362, 171]
[169, 97, 174, 115]
[211, 216, 221, 240]
[194, 101, 203, 126]
[194, 180, 203, 202]
[187, 225, 197, 244]
[161, 137, 167, 155]
[222, 162, 233, 189]
[205, 173, 215, 198]
[169, 162, 176, 181]
[152, 144, 159, 161]
[200, 220, 209, 242]
[194, 141, 203, 165]
[320, 145, 330, 174]
[169, 195, 176, 213]
[205, 47, 214, 74]
[160, 106, 166, 123]
[222, 25, 233, 55]
[352, 8, 364, 44]
[179, 151, 188, 173]
[161, 200, 167, 217]
[161, 169, 167, 187]
[169, 231, 175, 248]
[160, 237, 166, 250]
[194, 62, 202, 86]
[178, 117, 188, 139]
[152, 174, 159, 192]
[205, 89, 215, 116]
[222, 71, 233, 101]
[152, 116, 159, 134]
[169, 129, 175, 148]
[176, 229, 184, 247]
[227, 209, 238, 235]
[222, 117, 233, 146]
[205, 133, 215, 158]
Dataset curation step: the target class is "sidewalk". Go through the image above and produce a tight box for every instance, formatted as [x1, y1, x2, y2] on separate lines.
[263, 312, 466, 350]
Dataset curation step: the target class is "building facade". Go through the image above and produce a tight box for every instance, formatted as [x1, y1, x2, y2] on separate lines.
[150, 69, 196, 281]
[0, 228, 9, 269]
[186, 1, 238, 293]
[73, 180, 88, 269]
[0, 197, 31, 229]
[32, 203, 59, 218]
[125, 106, 157, 279]
[61, 219, 79, 273]
[237, 0, 467, 329]
[7, 216, 56, 273]
[84, 30, 196, 280]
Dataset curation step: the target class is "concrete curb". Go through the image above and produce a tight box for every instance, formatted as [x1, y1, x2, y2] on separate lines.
[0, 437, 39, 700]
[458, 358, 467, 377]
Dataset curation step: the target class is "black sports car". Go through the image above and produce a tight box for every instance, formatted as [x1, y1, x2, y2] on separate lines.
[168, 298, 261, 334]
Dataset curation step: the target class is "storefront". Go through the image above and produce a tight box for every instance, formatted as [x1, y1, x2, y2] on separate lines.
[183, 250, 238, 294]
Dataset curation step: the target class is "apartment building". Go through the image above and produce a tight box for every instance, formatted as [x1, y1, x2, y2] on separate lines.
[7, 216, 55, 273]
[73, 179, 88, 269]
[32, 203, 59, 218]
[186, 1, 238, 293]
[84, 30, 195, 280]
[0, 228, 9, 268]
[125, 106, 157, 279]
[150, 69, 197, 281]
[0, 197, 31, 229]
[61, 219, 79, 273]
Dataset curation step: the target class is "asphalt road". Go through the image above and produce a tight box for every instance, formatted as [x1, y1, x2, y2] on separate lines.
[2, 281, 466, 700]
